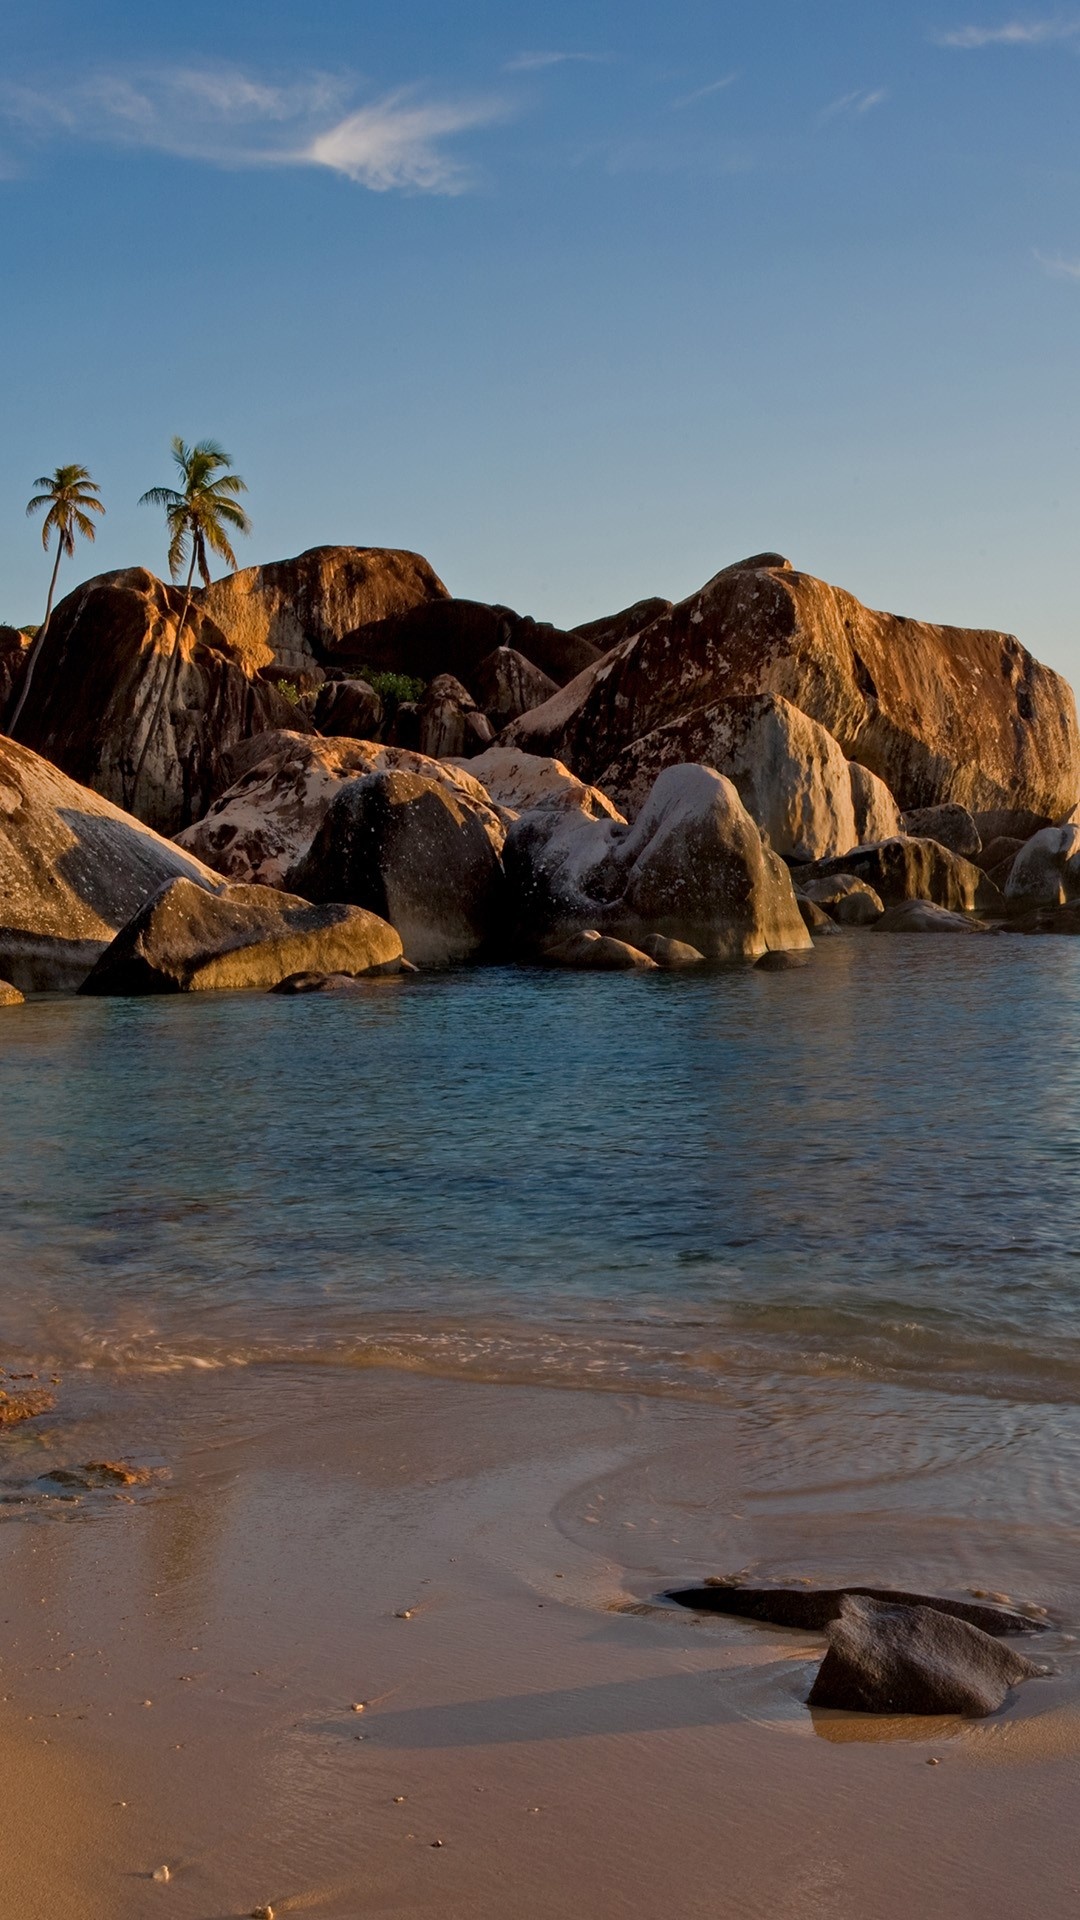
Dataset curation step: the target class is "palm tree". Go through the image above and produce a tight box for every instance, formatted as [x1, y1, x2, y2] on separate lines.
[131, 438, 251, 804]
[8, 464, 104, 734]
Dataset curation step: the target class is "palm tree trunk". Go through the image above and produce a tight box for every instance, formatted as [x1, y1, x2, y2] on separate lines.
[129, 552, 197, 816]
[6, 542, 64, 738]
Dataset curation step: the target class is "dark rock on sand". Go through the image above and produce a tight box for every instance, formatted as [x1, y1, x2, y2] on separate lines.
[81, 876, 404, 995]
[667, 1582, 1046, 1636]
[800, 837, 1000, 913]
[807, 1595, 1047, 1717]
[901, 804, 982, 858]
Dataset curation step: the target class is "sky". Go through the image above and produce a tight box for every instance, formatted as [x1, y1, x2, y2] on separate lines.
[2, 1, 1080, 683]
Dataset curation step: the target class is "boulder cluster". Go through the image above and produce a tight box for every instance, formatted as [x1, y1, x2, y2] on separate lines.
[2, 544, 1079, 999]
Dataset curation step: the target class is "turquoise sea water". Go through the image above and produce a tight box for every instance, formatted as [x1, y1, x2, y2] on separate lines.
[3, 935, 1080, 1404]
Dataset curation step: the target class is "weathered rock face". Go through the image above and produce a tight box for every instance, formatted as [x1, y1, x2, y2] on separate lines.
[598, 695, 861, 862]
[807, 1596, 1045, 1717]
[458, 747, 623, 823]
[505, 764, 812, 963]
[506, 560, 1080, 823]
[286, 771, 505, 967]
[800, 873, 884, 926]
[0, 627, 31, 718]
[569, 597, 673, 654]
[197, 547, 449, 677]
[176, 732, 503, 888]
[1004, 825, 1080, 909]
[801, 837, 1001, 913]
[849, 762, 902, 844]
[415, 674, 495, 760]
[467, 648, 558, 727]
[9, 570, 307, 837]
[901, 803, 982, 858]
[312, 679, 383, 740]
[81, 876, 404, 995]
[335, 598, 601, 688]
[0, 735, 224, 990]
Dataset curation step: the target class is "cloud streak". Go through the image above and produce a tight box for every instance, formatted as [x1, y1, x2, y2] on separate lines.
[0, 66, 505, 193]
[671, 75, 738, 109]
[819, 87, 888, 121]
[936, 18, 1080, 45]
[1035, 248, 1080, 278]
[503, 51, 607, 73]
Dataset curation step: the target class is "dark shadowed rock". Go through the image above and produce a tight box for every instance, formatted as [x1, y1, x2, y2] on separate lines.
[336, 598, 600, 689]
[796, 895, 841, 935]
[569, 597, 672, 653]
[287, 770, 505, 967]
[197, 546, 449, 678]
[313, 679, 383, 739]
[638, 933, 706, 967]
[505, 561, 1080, 824]
[875, 900, 987, 934]
[756, 948, 811, 970]
[415, 674, 495, 759]
[848, 761, 902, 843]
[270, 970, 405, 996]
[800, 837, 1001, 912]
[541, 930, 659, 971]
[467, 647, 558, 727]
[901, 803, 982, 858]
[807, 1596, 1047, 1716]
[8, 569, 308, 835]
[0, 979, 24, 1006]
[0, 734, 224, 991]
[799, 873, 884, 925]
[0, 626, 31, 719]
[667, 1583, 1045, 1636]
[81, 877, 404, 995]
[506, 764, 812, 964]
[975, 835, 1024, 878]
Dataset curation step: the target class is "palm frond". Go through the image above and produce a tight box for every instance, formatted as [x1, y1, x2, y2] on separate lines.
[139, 486, 184, 510]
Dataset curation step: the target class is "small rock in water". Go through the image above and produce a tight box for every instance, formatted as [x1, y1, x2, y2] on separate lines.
[251, 1907, 275, 1919]
[669, 1581, 1044, 1636]
[808, 1596, 1048, 1717]
[152, 1864, 170, 1883]
[755, 948, 810, 971]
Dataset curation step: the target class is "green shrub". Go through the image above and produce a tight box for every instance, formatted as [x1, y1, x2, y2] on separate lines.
[360, 668, 426, 706]
[273, 678, 302, 707]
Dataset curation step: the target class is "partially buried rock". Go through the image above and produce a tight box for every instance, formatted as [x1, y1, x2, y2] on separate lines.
[0, 980, 24, 1006]
[667, 1582, 1044, 1636]
[875, 899, 986, 934]
[807, 1595, 1048, 1717]
[271, 970, 408, 995]
[799, 873, 884, 926]
[638, 933, 705, 967]
[48, 1461, 153, 1489]
[541, 930, 659, 971]
[80, 877, 404, 995]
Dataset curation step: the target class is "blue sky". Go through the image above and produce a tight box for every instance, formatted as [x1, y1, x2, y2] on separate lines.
[2, 1, 1080, 682]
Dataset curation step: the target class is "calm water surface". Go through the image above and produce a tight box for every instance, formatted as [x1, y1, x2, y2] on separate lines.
[2, 934, 1080, 1404]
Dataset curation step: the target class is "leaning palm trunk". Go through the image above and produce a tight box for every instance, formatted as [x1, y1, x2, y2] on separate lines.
[128, 554, 197, 815]
[7, 543, 64, 738]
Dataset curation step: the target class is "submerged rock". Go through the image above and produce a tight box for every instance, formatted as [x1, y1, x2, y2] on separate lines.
[875, 900, 986, 934]
[541, 930, 659, 971]
[807, 1595, 1047, 1717]
[638, 933, 706, 967]
[80, 877, 404, 995]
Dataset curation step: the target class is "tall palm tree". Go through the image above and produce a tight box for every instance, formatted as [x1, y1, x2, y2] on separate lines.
[8, 464, 104, 734]
[131, 438, 251, 804]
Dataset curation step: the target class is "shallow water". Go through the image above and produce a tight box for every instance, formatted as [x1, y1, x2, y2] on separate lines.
[2, 933, 1080, 1405]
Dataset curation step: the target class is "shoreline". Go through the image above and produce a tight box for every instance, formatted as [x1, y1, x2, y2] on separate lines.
[4, 1364, 1080, 1918]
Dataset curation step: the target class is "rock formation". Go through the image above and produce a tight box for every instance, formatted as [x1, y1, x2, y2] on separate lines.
[312, 679, 383, 740]
[8, 569, 306, 836]
[81, 876, 404, 994]
[176, 732, 503, 888]
[457, 747, 622, 822]
[848, 763, 902, 843]
[335, 598, 600, 688]
[901, 803, 982, 858]
[800, 836, 1002, 912]
[504, 558, 1080, 827]
[807, 1595, 1046, 1716]
[540, 929, 659, 971]
[504, 764, 812, 962]
[467, 648, 558, 728]
[196, 546, 449, 677]
[286, 770, 506, 967]
[799, 874, 884, 925]
[874, 899, 986, 933]
[1004, 825, 1080, 909]
[0, 734, 222, 990]
[569, 596, 673, 654]
[415, 674, 495, 759]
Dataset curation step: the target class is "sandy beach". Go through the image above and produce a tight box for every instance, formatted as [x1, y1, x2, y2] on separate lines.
[2, 1363, 1079, 1919]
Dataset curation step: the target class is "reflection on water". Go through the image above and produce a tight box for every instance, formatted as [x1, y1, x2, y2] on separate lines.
[2, 937, 1080, 1401]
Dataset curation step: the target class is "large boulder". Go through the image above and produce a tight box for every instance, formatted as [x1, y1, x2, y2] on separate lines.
[799, 874, 884, 925]
[0, 627, 31, 718]
[504, 559, 1080, 824]
[800, 836, 1002, 912]
[312, 678, 383, 740]
[81, 876, 403, 995]
[458, 747, 623, 823]
[8, 569, 306, 836]
[505, 764, 812, 963]
[0, 735, 225, 990]
[807, 1595, 1046, 1717]
[541, 929, 659, 971]
[175, 732, 503, 888]
[1004, 825, 1080, 909]
[569, 596, 672, 654]
[196, 546, 449, 677]
[415, 674, 495, 759]
[286, 771, 505, 967]
[901, 803, 982, 858]
[335, 598, 600, 688]
[849, 762, 902, 843]
[598, 694, 864, 861]
[875, 899, 986, 934]
[467, 648, 558, 727]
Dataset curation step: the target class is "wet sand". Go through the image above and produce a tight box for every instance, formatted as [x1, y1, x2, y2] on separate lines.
[3, 1366, 1080, 1918]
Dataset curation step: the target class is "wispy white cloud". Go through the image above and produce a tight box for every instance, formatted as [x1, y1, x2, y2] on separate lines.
[1035, 248, 1080, 278]
[936, 18, 1080, 45]
[0, 66, 505, 193]
[671, 74, 738, 109]
[503, 51, 607, 73]
[819, 87, 888, 122]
